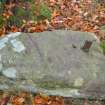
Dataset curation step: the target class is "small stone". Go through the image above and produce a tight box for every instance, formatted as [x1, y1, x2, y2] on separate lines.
[10, 39, 26, 53]
[0, 84, 9, 90]
[2, 67, 17, 79]
[0, 43, 6, 50]
[0, 37, 8, 44]
[74, 77, 84, 87]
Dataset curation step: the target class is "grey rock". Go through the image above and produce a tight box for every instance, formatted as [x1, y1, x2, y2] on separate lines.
[0, 30, 105, 99]
[0, 84, 9, 90]
[2, 67, 17, 79]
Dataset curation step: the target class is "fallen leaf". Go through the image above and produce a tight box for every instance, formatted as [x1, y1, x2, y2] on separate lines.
[11, 96, 25, 105]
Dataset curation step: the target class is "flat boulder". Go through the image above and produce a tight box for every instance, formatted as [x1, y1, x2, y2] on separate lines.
[0, 30, 105, 99]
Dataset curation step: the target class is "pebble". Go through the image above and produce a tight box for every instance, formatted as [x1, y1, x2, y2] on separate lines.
[74, 77, 84, 87]
[0, 84, 9, 90]
[10, 39, 26, 53]
[2, 67, 17, 79]
[0, 37, 8, 50]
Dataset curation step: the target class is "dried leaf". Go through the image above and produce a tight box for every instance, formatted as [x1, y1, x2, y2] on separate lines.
[11, 96, 25, 105]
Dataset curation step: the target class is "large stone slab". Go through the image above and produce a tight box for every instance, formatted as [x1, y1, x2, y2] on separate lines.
[0, 30, 105, 99]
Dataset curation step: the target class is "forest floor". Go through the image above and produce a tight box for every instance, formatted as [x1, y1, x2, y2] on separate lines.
[0, 90, 105, 105]
[0, 0, 105, 105]
[0, 0, 105, 40]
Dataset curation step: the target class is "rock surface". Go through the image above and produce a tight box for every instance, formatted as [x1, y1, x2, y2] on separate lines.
[2, 67, 17, 79]
[0, 30, 105, 99]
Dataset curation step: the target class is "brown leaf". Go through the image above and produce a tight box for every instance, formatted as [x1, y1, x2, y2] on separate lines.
[33, 95, 48, 105]
[11, 26, 18, 32]
[11, 96, 25, 105]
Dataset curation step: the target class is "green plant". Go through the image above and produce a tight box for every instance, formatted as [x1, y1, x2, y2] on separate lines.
[0, 0, 6, 3]
[7, 15, 22, 27]
[0, 15, 4, 28]
[40, 4, 51, 20]
[29, 4, 38, 20]
[0, 2, 4, 14]
[13, 6, 36, 21]
[13, 7, 26, 17]
[21, 0, 33, 3]
[100, 41, 105, 54]
[100, 25, 105, 31]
